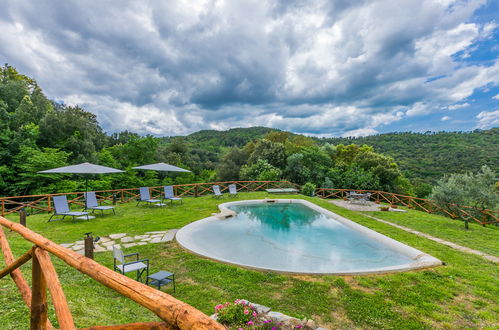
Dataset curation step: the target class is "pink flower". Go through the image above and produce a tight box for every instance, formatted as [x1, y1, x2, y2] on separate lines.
[253, 311, 257, 317]
[247, 321, 254, 325]
[244, 309, 250, 314]
[215, 304, 223, 310]
[235, 299, 240, 304]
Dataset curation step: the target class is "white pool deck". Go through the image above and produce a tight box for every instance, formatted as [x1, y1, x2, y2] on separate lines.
[176, 199, 443, 275]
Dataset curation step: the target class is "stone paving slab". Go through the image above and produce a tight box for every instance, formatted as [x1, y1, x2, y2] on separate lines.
[109, 233, 127, 239]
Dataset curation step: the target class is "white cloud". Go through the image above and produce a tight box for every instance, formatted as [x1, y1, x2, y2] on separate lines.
[441, 116, 451, 121]
[476, 110, 499, 129]
[493, 94, 499, 100]
[0, 0, 496, 136]
[446, 103, 470, 110]
[341, 128, 378, 138]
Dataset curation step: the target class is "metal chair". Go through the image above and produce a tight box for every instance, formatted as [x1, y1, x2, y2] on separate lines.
[113, 246, 149, 282]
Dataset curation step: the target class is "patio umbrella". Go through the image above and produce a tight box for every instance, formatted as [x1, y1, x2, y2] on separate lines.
[132, 163, 191, 172]
[38, 162, 125, 192]
[133, 163, 191, 194]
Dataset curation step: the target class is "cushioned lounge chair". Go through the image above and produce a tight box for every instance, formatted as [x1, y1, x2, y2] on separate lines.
[49, 195, 90, 222]
[137, 187, 162, 206]
[163, 185, 182, 205]
[85, 191, 115, 215]
[228, 184, 238, 197]
[212, 185, 223, 198]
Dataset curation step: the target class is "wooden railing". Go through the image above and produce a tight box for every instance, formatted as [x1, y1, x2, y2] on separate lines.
[316, 188, 499, 226]
[0, 181, 299, 216]
[0, 180, 495, 225]
[0, 216, 224, 329]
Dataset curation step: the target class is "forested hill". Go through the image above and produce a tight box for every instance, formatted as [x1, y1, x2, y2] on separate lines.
[181, 127, 498, 184]
[179, 127, 279, 152]
[318, 129, 499, 184]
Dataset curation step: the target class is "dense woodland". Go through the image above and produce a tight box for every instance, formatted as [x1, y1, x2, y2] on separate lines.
[1, 65, 497, 199]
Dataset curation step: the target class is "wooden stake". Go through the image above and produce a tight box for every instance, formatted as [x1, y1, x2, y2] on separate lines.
[30, 250, 48, 330]
[0, 246, 34, 279]
[84, 235, 94, 260]
[20, 209, 27, 227]
[34, 248, 76, 330]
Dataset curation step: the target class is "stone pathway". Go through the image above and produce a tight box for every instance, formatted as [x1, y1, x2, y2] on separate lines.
[361, 214, 499, 263]
[60, 229, 178, 255]
[331, 199, 406, 212]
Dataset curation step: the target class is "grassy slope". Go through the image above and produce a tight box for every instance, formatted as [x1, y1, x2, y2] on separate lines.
[1, 193, 498, 329]
[364, 209, 499, 257]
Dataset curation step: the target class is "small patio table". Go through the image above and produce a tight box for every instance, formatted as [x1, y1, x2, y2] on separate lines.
[348, 192, 371, 205]
[147, 271, 175, 292]
[266, 188, 299, 194]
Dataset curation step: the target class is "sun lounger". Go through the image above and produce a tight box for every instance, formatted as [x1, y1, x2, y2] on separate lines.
[49, 195, 90, 222]
[85, 191, 115, 215]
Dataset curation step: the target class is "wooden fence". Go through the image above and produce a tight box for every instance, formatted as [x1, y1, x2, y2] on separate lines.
[0, 180, 496, 225]
[0, 216, 224, 329]
[0, 181, 299, 217]
[316, 188, 499, 226]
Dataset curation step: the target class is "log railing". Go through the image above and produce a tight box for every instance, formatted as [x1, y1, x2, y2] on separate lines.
[0, 181, 495, 225]
[0, 216, 224, 329]
[0, 181, 298, 216]
[316, 188, 499, 226]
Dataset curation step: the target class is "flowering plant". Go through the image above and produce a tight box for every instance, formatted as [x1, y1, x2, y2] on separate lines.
[215, 299, 257, 326]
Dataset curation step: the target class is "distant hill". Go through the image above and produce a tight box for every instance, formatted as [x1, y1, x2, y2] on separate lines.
[182, 126, 279, 152]
[177, 126, 498, 184]
[318, 128, 499, 184]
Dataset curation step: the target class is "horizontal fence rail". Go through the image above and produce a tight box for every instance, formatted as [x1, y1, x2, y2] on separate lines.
[0, 181, 299, 216]
[0, 216, 224, 329]
[316, 188, 499, 226]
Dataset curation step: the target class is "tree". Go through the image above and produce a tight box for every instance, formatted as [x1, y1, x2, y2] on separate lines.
[248, 139, 287, 169]
[240, 159, 282, 181]
[216, 148, 249, 180]
[38, 104, 106, 162]
[430, 166, 499, 227]
[326, 165, 381, 190]
[12, 146, 71, 195]
[285, 147, 332, 185]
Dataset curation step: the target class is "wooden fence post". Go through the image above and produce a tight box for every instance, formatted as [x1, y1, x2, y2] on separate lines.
[20, 209, 26, 227]
[194, 185, 199, 198]
[84, 234, 94, 260]
[30, 249, 48, 330]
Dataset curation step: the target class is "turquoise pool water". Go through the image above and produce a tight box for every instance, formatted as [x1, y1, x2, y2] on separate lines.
[177, 202, 420, 273]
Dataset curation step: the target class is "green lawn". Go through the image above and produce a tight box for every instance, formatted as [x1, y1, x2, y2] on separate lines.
[364, 208, 499, 257]
[1, 193, 498, 329]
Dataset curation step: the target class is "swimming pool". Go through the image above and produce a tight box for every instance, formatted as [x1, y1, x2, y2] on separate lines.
[176, 199, 442, 274]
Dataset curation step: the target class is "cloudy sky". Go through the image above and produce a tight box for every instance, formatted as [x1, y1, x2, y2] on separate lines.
[1, 0, 498, 137]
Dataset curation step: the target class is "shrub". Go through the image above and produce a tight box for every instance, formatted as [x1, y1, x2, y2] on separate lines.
[301, 182, 316, 196]
[215, 300, 256, 326]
